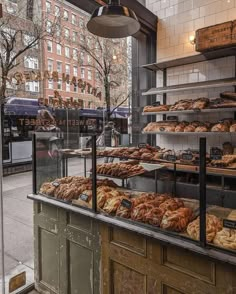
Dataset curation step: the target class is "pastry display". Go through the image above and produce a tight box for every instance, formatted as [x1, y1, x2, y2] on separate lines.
[187, 214, 222, 242]
[96, 162, 145, 178]
[161, 207, 193, 232]
[210, 154, 236, 168]
[103, 196, 129, 214]
[192, 97, 209, 109]
[144, 207, 165, 226]
[213, 228, 236, 250]
[169, 99, 193, 111]
[143, 119, 236, 133]
[131, 203, 155, 222]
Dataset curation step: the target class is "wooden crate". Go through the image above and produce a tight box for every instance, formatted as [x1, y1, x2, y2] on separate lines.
[196, 21, 233, 52]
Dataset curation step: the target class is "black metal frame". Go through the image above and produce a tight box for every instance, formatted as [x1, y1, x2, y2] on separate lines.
[32, 134, 37, 194]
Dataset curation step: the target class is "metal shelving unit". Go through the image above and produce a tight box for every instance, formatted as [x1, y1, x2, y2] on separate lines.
[142, 131, 236, 136]
[142, 107, 236, 115]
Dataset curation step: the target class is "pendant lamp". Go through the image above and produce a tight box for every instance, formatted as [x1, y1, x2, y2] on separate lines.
[87, 0, 141, 38]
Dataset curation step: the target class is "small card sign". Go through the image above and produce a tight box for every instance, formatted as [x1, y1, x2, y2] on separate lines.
[138, 143, 147, 148]
[182, 153, 193, 161]
[121, 199, 132, 209]
[210, 147, 222, 160]
[167, 116, 178, 121]
[223, 219, 236, 229]
[52, 181, 60, 187]
[212, 98, 222, 105]
[80, 194, 89, 202]
[159, 127, 165, 132]
[193, 108, 201, 112]
[166, 155, 176, 162]
[152, 101, 161, 106]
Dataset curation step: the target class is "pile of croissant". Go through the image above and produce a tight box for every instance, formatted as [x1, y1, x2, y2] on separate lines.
[39, 176, 118, 201]
[95, 162, 145, 178]
[143, 119, 236, 133]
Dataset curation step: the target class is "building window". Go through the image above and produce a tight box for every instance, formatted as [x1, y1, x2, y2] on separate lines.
[72, 31, 78, 42]
[65, 46, 70, 58]
[81, 88, 85, 94]
[72, 14, 76, 25]
[65, 64, 70, 74]
[80, 51, 84, 63]
[73, 66, 78, 77]
[64, 28, 70, 39]
[95, 70, 99, 80]
[46, 20, 52, 33]
[46, 1, 51, 13]
[48, 80, 53, 89]
[88, 70, 92, 80]
[48, 59, 53, 71]
[55, 5, 60, 17]
[74, 84, 78, 92]
[81, 68, 85, 79]
[56, 43, 62, 55]
[87, 55, 91, 64]
[57, 79, 62, 90]
[47, 40, 52, 52]
[57, 61, 62, 73]
[55, 24, 61, 37]
[24, 56, 38, 69]
[73, 48, 78, 60]
[79, 18, 84, 28]
[23, 34, 38, 49]
[63, 10, 69, 21]
[25, 81, 39, 92]
[80, 35, 85, 44]
[66, 82, 70, 92]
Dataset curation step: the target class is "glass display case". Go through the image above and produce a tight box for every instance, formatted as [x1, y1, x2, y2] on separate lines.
[32, 131, 236, 256]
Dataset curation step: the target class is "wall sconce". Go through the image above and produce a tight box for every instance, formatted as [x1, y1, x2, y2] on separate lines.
[189, 35, 196, 45]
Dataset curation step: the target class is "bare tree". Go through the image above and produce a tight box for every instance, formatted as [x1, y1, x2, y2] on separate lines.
[0, 0, 59, 101]
[76, 24, 131, 119]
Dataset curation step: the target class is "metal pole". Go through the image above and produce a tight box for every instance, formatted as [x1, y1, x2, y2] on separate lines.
[92, 136, 97, 212]
[32, 134, 37, 194]
[0, 103, 5, 294]
[199, 137, 206, 247]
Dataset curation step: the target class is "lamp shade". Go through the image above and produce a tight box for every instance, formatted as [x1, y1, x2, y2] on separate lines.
[87, 1, 140, 38]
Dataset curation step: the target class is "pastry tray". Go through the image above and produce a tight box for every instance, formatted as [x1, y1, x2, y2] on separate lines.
[95, 170, 147, 180]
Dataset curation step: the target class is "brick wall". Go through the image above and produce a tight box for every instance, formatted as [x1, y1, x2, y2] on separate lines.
[145, 0, 236, 151]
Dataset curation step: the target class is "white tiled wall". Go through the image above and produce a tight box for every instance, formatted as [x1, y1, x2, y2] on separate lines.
[146, 0, 236, 61]
[145, 0, 236, 151]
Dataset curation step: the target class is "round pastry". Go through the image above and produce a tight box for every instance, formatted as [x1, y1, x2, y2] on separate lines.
[223, 142, 234, 155]
[192, 97, 209, 110]
[187, 214, 222, 242]
[161, 207, 193, 232]
[184, 125, 196, 132]
[195, 126, 208, 132]
[141, 153, 153, 160]
[211, 123, 229, 132]
[144, 207, 165, 226]
[230, 124, 236, 132]
[129, 151, 140, 159]
[213, 228, 236, 250]
[175, 125, 185, 132]
[131, 203, 154, 222]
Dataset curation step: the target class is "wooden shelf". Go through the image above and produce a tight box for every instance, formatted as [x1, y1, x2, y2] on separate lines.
[142, 47, 236, 71]
[142, 107, 236, 116]
[142, 78, 236, 96]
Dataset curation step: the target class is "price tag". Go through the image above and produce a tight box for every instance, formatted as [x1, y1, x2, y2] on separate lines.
[121, 199, 132, 209]
[80, 194, 89, 202]
[152, 101, 161, 106]
[159, 127, 165, 132]
[223, 219, 236, 229]
[182, 153, 193, 161]
[193, 108, 201, 112]
[52, 181, 60, 187]
[167, 116, 178, 121]
[138, 143, 147, 148]
[210, 147, 222, 160]
[166, 155, 176, 162]
[212, 98, 222, 105]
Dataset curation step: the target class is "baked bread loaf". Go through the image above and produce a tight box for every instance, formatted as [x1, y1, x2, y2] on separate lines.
[143, 105, 170, 112]
[211, 123, 229, 132]
[170, 99, 192, 111]
[159, 198, 184, 212]
[40, 182, 56, 196]
[184, 125, 196, 132]
[144, 207, 165, 226]
[213, 228, 236, 250]
[103, 196, 129, 214]
[195, 126, 208, 132]
[187, 214, 222, 242]
[230, 124, 236, 132]
[192, 98, 209, 110]
[131, 203, 154, 222]
[161, 207, 193, 232]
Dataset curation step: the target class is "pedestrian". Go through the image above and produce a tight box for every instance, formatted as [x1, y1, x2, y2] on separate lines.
[103, 121, 120, 163]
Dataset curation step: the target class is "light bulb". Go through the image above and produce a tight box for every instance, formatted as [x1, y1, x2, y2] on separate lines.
[189, 35, 195, 45]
